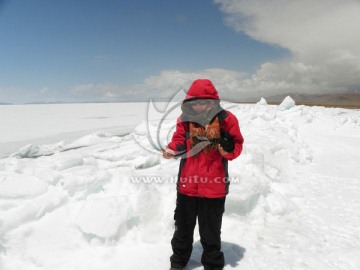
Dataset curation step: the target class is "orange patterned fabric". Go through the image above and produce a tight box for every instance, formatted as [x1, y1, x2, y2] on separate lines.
[189, 116, 220, 153]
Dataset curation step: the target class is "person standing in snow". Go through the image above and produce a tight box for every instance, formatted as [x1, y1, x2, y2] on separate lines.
[162, 79, 244, 270]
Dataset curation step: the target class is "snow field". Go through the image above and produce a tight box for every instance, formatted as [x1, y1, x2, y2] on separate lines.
[0, 99, 359, 269]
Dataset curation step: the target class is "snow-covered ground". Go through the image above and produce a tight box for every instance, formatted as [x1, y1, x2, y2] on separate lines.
[0, 103, 148, 158]
[0, 100, 359, 270]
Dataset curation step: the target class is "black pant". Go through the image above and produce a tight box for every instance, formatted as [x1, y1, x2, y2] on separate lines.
[170, 193, 225, 270]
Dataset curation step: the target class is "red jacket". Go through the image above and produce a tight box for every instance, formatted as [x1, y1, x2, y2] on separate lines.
[167, 79, 244, 198]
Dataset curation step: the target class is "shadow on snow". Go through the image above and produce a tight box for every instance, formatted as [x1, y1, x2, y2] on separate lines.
[185, 241, 246, 269]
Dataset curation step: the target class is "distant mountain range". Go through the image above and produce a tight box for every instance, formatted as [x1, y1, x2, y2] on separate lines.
[248, 92, 360, 109]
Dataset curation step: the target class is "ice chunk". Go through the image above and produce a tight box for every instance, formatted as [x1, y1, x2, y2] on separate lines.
[257, 97, 268, 105]
[75, 196, 132, 240]
[60, 165, 110, 197]
[279, 96, 296, 110]
[132, 154, 161, 169]
[0, 188, 68, 232]
[51, 152, 84, 171]
[14, 142, 64, 158]
[0, 173, 47, 199]
[33, 168, 63, 185]
[63, 132, 110, 150]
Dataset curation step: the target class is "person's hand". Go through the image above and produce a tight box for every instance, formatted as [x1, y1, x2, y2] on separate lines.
[161, 148, 175, 159]
[218, 144, 230, 157]
[219, 137, 235, 152]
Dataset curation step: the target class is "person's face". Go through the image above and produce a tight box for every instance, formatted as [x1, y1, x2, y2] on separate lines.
[189, 99, 213, 113]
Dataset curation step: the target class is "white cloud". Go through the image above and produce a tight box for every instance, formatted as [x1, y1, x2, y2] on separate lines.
[0, 86, 55, 104]
[214, 0, 360, 95]
[37, 87, 49, 95]
[72, 83, 125, 100]
[72, 69, 248, 102]
[143, 69, 248, 99]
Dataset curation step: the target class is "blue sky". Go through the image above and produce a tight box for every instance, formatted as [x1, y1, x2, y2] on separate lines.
[1, 0, 359, 103]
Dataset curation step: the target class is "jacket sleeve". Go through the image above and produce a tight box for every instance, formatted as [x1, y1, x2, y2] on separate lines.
[222, 111, 244, 161]
[167, 117, 187, 154]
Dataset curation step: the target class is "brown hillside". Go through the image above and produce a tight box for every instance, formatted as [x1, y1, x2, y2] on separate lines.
[263, 93, 360, 109]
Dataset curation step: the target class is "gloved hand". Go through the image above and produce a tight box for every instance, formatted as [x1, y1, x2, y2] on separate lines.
[220, 137, 235, 153]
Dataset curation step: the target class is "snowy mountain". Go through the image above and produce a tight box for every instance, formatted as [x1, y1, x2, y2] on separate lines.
[0, 101, 359, 270]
